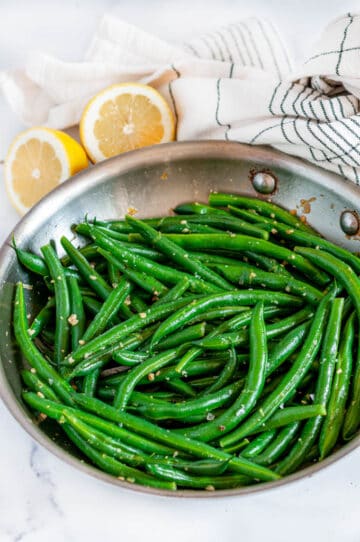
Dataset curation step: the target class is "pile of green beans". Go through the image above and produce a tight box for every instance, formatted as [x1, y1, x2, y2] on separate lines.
[13, 192, 360, 492]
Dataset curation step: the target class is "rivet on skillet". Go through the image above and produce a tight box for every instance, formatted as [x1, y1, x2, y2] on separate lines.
[340, 210, 360, 235]
[252, 172, 276, 195]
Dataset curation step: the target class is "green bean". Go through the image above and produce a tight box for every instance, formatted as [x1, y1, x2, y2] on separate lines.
[41, 244, 71, 364]
[267, 321, 311, 375]
[241, 430, 277, 459]
[64, 412, 181, 466]
[14, 284, 74, 405]
[68, 324, 160, 378]
[208, 193, 313, 232]
[76, 222, 130, 242]
[181, 302, 268, 442]
[83, 296, 119, 326]
[254, 422, 301, 466]
[163, 234, 329, 286]
[219, 289, 333, 447]
[151, 291, 302, 350]
[227, 204, 316, 237]
[242, 250, 292, 277]
[186, 307, 248, 326]
[98, 248, 168, 297]
[132, 381, 243, 421]
[159, 222, 222, 235]
[67, 276, 86, 352]
[154, 278, 190, 305]
[126, 215, 234, 291]
[83, 368, 100, 397]
[189, 306, 282, 329]
[63, 412, 146, 463]
[156, 322, 206, 351]
[129, 292, 148, 313]
[86, 225, 220, 295]
[129, 391, 182, 406]
[60, 236, 112, 300]
[62, 423, 176, 490]
[221, 439, 251, 455]
[89, 220, 133, 234]
[174, 304, 284, 374]
[145, 463, 251, 490]
[113, 350, 148, 366]
[82, 278, 132, 342]
[21, 369, 59, 402]
[251, 404, 326, 435]
[178, 458, 231, 476]
[158, 214, 269, 240]
[113, 348, 181, 409]
[63, 297, 196, 369]
[189, 251, 255, 267]
[193, 307, 312, 350]
[174, 348, 215, 377]
[320, 312, 355, 458]
[93, 260, 108, 275]
[38, 328, 55, 346]
[61, 244, 99, 267]
[29, 298, 55, 338]
[163, 379, 197, 398]
[107, 262, 121, 288]
[73, 392, 280, 481]
[230, 206, 360, 275]
[343, 333, 360, 439]
[275, 298, 344, 475]
[212, 263, 322, 305]
[13, 240, 48, 276]
[23, 391, 176, 455]
[174, 202, 229, 216]
[103, 358, 228, 389]
[295, 247, 360, 321]
[201, 347, 237, 395]
[116, 244, 166, 262]
[83, 230, 166, 262]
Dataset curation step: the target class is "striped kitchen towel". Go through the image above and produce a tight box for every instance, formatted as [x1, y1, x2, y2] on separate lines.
[1, 12, 360, 183]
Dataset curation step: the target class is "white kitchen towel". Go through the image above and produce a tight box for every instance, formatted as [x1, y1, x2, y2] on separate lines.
[1, 13, 360, 183]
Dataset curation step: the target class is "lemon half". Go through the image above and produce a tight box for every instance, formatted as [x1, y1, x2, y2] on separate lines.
[5, 127, 88, 215]
[80, 83, 175, 163]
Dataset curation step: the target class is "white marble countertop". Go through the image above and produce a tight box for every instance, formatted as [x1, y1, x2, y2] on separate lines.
[1, 1, 360, 541]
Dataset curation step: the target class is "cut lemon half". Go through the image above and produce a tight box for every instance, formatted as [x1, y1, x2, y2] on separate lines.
[80, 83, 175, 163]
[5, 127, 89, 215]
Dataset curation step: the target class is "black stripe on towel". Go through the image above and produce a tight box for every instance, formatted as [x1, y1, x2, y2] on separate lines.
[234, 25, 255, 66]
[307, 120, 359, 166]
[201, 36, 217, 60]
[335, 13, 354, 76]
[216, 31, 233, 62]
[257, 18, 280, 76]
[250, 119, 294, 144]
[292, 85, 310, 116]
[279, 82, 296, 114]
[305, 45, 360, 64]
[240, 21, 264, 69]
[185, 43, 201, 58]
[215, 68, 233, 140]
[292, 118, 326, 163]
[211, 33, 226, 61]
[268, 81, 282, 115]
[228, 25, 246, 64]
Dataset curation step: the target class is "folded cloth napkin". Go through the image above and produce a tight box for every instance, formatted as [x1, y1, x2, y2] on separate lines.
[1, 13, 360, 183]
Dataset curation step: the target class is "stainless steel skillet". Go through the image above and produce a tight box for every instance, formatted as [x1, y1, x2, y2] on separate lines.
[1, 140, 359, 497]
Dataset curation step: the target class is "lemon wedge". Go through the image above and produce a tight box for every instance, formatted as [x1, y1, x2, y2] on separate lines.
[79, 83, 175, 163]
[5, 127, 89, 215]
